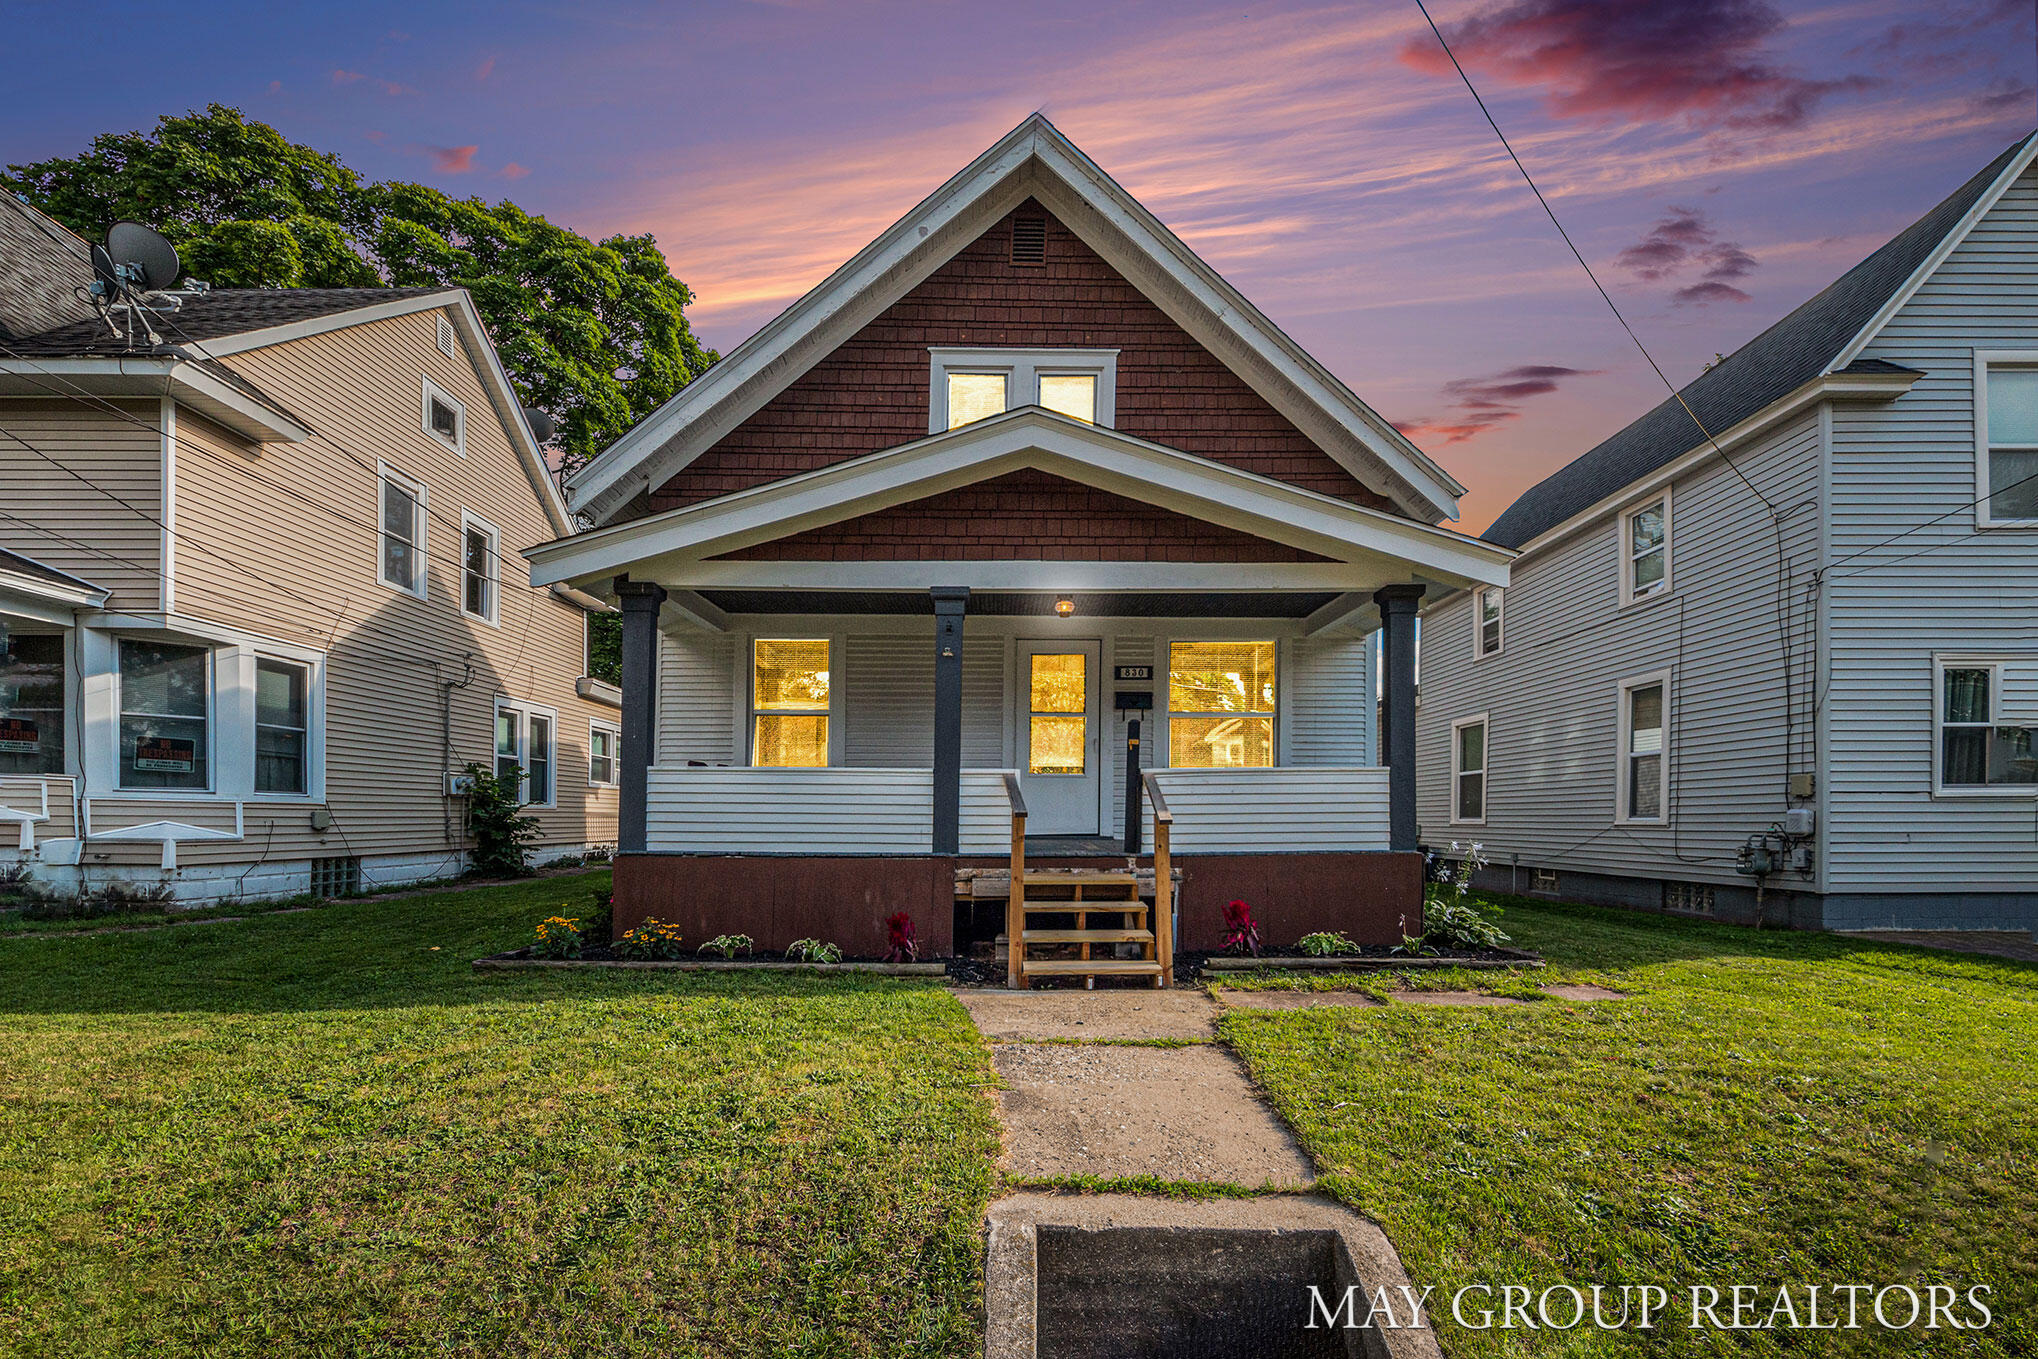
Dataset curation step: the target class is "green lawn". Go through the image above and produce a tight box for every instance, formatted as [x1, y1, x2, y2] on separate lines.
[0, 871, 998, 1358]
[1223, 896, 2038, 1356]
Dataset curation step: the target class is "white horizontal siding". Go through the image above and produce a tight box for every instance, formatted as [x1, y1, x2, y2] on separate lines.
[1288, 634, 1372, 765]
[645, 766, 931, 853]
[1825, 160, 2038, 893]
[1146, 766, 1390, 852]
[658, 630, 735, 765]
[960, 768, 1021, 854]
[1414, 411, 1822, 888]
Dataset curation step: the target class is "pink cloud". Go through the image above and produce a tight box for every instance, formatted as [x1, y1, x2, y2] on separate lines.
[476, 55, 496, 81]
[1396, 365, 1601, 445]
[330, 67, 413, 96]
[500, 161, 531, 180]
[428, 144, 480, 173]
[1400, 0, 1876, 134]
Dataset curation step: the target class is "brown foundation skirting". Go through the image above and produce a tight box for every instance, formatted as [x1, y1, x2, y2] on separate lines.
[614, 850, 1421, 957]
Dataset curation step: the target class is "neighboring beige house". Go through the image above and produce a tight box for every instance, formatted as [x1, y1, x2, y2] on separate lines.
[0, 196, 618, 901]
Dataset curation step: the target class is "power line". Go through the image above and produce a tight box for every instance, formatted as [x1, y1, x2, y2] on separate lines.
[1410, 0, 1777, 515]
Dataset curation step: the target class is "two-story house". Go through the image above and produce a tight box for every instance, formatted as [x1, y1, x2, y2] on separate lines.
[525, 116, 1512, 982]
[0, 194, 619, 901]
[1416, 130, 2038, 934]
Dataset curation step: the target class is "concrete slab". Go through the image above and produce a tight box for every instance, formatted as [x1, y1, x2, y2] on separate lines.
[1217, 989, 1386, 1011]
[1542, 983, 1628, 1002]
[955, 988, 1219, 1040]
[991, 1043, 1313, 1186]
[1395, 990, 1526, 1007]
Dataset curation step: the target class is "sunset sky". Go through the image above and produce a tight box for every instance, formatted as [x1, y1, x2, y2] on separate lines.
[7, 0, 2033, 530]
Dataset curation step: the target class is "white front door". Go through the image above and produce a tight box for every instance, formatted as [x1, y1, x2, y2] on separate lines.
[1017, 639, 1101, 835]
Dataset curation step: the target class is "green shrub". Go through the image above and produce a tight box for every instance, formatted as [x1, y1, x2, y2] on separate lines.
[533, 915, 582, 959]
[699, 933, 753, 960]
[613, 917, 685, 960]
[785, 938, 843, 964]
[1422, 841, 1510, 950]
[463, 761, 541, 878]
[1297, 931, 1357, 957]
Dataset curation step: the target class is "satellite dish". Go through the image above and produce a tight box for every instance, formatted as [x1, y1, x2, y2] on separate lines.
[106, 221, 181, 292]
[522, 407, 557, 444]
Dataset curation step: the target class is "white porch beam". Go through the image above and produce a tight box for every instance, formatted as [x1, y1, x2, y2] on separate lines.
[659, 590, 728, 633]
[647, 560, 1408, 593]
[1302, 592, 1379, 636]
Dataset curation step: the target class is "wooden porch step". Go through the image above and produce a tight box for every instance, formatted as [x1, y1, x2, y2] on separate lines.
[1021, 959, 1164, 978]
[1022, 928, 1154, 944]
[1021, 901, 1145, 918]
[1023, 870, 1139, 886]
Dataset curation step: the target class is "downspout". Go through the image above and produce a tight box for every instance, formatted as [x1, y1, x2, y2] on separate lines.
[440, 653, 477, 845]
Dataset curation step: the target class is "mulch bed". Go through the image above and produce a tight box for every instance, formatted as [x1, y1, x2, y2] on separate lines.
[474, 944, 946, 975]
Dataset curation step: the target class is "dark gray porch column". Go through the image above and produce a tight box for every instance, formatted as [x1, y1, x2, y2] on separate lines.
[1374, 584, 1423, 853]
[930, 586, 969, 854]
[617, 578, 668, 855]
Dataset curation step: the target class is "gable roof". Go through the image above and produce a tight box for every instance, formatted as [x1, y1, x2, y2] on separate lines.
[567, 114, 1468, 527]
[3, 286, 573, 536]
[1483, 129, 2038, 552]
[0, 546, 106, 597]
[530, 405, 1510, 595]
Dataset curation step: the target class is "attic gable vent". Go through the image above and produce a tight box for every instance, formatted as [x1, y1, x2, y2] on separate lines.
[1010, 216, 1047, 267]
[435, 312, 457, 357]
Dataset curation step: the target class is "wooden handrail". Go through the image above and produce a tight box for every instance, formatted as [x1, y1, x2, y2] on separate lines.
[1141, 771, 1173, 988]
[1004, 771, 1027, 988]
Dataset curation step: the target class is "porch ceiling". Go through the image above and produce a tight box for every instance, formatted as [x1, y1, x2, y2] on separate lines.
[694, 589, 1341, 617]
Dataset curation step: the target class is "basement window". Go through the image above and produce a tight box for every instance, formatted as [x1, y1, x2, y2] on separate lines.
[929, 348, 1118, 431]
[310, 856, 360, 898]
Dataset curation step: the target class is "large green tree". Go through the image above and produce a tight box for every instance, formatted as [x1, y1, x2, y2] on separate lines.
[4, 104, 713, 474]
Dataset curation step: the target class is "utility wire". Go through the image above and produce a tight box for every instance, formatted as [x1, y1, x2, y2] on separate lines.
[1411, 0, 1776, 515]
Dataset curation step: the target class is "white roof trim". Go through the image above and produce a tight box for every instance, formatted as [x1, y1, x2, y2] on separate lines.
[1831, 131, 2038, 371]
[0, 356, 312, 444]
[528, 406, 1509, 592]
[566, 114, 1465, 525]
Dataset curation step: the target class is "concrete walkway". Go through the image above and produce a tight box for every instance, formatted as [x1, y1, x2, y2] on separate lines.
[959, 987, 1312, 1187]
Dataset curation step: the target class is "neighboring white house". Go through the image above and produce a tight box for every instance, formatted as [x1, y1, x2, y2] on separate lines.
[1416, 129, 2038, 934]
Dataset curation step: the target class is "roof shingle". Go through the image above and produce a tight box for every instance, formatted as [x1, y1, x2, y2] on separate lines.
[1481, 132, 2035, 551]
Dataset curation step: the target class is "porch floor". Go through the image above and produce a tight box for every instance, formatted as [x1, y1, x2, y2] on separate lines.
[1021, 835, 1127, 856]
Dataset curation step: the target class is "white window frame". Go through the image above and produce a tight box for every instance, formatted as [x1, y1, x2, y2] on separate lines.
[459, 510, 501, 626]
[1615, 669, 1672, 825]
[1973, 353, 2038, 529]
[494, 696, 558, 808]
[421, 375, 466, 457]
[1450, 713, 1488, 825]
[927, 348, 1119, 432]
[1619, 488, 1673, 607]
[1932, 654, 2038, 797]
[588, 718, 620, 788]
[1159, 637, 1280, 770]
[377, 462, 429, 600]
[1473, 586, 1503, 658]
[744, 636, 839, 768]
[115, 638, 215, 794]
[253, 655, 314, 797]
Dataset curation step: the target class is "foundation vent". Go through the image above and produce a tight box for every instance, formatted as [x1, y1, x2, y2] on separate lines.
[1666, 882, 1715, 916]
[1531, 867, 1559, 895]
[1010, 216, 1047, 267]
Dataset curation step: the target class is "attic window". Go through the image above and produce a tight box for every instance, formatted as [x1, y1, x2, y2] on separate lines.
[1010, 216, 1047, 267]
[435, 312, 456, 357]
[422, 376, 465, 455]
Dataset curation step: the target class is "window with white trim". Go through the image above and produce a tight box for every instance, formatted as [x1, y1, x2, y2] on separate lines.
[1451, 715, 1487, 823]
[1621, 494, 1670, 604]
[118, 640, 209, 791]
[1167, 641, 1276, 768]
[928, 348, 1118, 431]
[1474, 586, 1503, 657]
[495, 698, 556, 806]
[0, 630, 65, 775]
[422, 376, 465, 455]
[379, 466, 427, 597]
[588, 720, 619, 787]
[254, 657, 309, 794]
[1617, 674, 1669, 823]
[751, 639, 831, 767]
[1936, 659, 2036, 791]
[461, 512, 500, 624]
[1980, 364, 2038, 525]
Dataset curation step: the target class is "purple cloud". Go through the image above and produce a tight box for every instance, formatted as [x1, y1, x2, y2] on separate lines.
[1397, 364, 1600, 445]
[1617, 206, 1758, 304]
[1401, 0, 1877, 133]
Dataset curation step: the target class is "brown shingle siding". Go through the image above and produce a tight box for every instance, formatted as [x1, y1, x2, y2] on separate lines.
[711, 470, 1329, 563]
[653, 201, 1390, 515]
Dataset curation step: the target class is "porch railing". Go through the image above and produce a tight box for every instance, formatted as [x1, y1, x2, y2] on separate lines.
[1139, 766, 1391, 854]
[643, 765, 1020, 855]
[1003, 773, 1027, 989]
[1141, 770, 1174, 983]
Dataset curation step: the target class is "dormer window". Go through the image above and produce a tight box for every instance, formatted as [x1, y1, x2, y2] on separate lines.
[929, 348, 1117, 432]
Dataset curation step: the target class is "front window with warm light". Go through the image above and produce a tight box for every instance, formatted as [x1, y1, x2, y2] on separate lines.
[1168, 641, 1276, 768]
[945, 372, 1008, 429]
[752, 639, 831, 767]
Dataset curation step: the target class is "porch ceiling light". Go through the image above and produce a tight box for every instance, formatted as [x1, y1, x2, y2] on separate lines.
[1054, 596, 1076, 618]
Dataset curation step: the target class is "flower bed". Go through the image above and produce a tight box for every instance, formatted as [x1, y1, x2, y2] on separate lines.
[471, 947, 948, 975]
